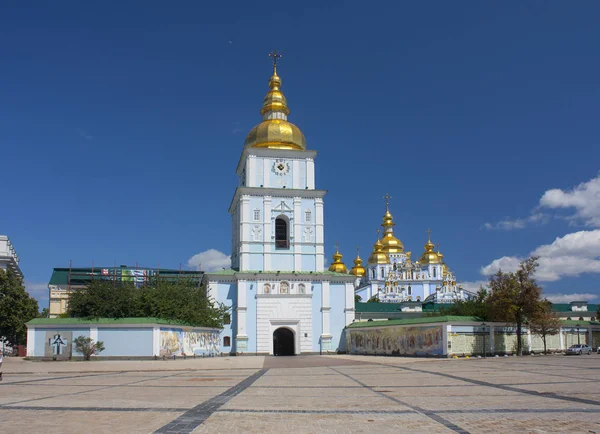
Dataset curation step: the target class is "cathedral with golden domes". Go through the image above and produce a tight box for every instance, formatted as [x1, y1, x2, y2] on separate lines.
[328, 197, 474, 305]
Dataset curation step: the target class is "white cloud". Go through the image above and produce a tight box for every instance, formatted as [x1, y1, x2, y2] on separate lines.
[539, 175, 600, 227]
[480, 256, 522, 275]
[187, 249, 231, 272]
[544, 293, 598, 303]
[532, 229, 600, 258]
[482, 213, 549, 231]
[459, 280, 489, 293]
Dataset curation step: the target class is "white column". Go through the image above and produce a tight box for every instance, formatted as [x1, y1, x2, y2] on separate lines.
[26, 327, 35, 357]
[321, 280, 331, 351]
[89, 327, 98, 343]
[292, 159, 300, 189]
[263, 196, 272, 271]
[240, 196, 251, 270]
[293, 197, 302, 271]
[248, 155, 256, 187]
[526, 327, 532, 353]
[489, 325, 495, 355]
[306, 158, 315, 189]
[152, 327, 160, 356]
[315, 198, 324, 271]
[559, 327, 565, 351]
[344, 282, 355, 325]
[236, 280, 248, 353]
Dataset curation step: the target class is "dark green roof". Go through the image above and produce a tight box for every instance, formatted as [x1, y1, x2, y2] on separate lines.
[49, 266, 203, 286]
[551, 303, 598, 313]
[347, 315, 482, 329]
[27, 317, 218, 328]
[355, 302, 454, 313]
[205, 269, 351, 277]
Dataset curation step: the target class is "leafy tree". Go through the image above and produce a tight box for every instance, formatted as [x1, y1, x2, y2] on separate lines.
[73, 336, 105, 360]
[487, 257, 543, 356]
[530, 299, 561, 354]
[355, 294, 362, 303]
[68, 280, 137, 319]
[443, 287, 490, 319]
[67, 278, 228, 328]
[39, 308, 50, 318]
[0, 269, 39, 347]
[367, 295, 380, 303]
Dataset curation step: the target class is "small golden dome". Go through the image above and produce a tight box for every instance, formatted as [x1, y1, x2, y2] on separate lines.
[368, 238, 390, 265]
[380, 209, 404, 253]
[349, 249, 366, 277]
[328, 245, 348, 273]
[244, 67, 306, 151]
[420, 230, 441, 265]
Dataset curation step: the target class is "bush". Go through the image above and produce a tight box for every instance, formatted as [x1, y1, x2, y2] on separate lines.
[73, 336, 105, 360]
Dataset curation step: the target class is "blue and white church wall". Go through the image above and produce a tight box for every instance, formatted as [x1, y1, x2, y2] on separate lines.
[26, 318, 221, 359]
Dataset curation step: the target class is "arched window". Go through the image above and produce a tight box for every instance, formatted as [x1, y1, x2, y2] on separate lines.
[298, 283, 306, 294]
[372, 269, 376, 279]
[264, 283, 271, 294]
[275, 216, 289, 249]
[280, 281, 290, 294]
[433, 267, 437, 278]
[408, 285, 412, 295]
[254, 209, 260, 221]
[380, 267, 384, 278]
[223, 336, 231, 347]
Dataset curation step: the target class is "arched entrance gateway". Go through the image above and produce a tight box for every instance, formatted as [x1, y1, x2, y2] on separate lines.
[273, 327, 295, 356]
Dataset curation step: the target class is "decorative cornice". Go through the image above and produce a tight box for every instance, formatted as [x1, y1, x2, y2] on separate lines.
[229, 187, 327, 214]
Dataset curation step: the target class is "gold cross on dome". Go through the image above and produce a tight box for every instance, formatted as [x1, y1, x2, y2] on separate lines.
[376, 229, 381, 239]
[269, 50, 283, 68]
[356, 245, 360, 254]
[427, 228, 432, 241]
[335, 241, 340, 252]
[383, 193, 392, 210]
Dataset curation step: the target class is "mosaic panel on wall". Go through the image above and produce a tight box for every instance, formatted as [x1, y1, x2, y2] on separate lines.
[160, 329, 220, 356]
[348, 326, 444, 356]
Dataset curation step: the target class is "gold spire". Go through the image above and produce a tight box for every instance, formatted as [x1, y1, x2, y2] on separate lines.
[349, 246, 366, 277]
[328, 242, 348, 273]
[244, 50, 306, 151]
[368, 230, 390, 264]
[380, 193, 404, 254]
[420, 228, 441, 265]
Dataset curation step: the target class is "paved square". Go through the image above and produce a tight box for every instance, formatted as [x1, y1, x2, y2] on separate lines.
[1, 355, 599, 433]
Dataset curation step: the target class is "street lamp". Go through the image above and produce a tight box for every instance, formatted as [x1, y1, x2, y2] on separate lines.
[481, 322, 487, 358]
[576, 324, 581, 345]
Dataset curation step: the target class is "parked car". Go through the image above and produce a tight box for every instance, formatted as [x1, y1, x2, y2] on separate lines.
[566, 344, 593, 355]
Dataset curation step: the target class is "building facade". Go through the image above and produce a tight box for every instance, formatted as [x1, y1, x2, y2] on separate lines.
[0, 235, 23, 279]
[203, 61, 356, 356]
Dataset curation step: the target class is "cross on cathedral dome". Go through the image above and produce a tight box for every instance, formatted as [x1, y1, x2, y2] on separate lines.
[244, 50, 307, 151]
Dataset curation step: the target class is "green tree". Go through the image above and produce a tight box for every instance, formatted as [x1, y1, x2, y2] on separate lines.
[367, 295, 380, 303]
[355, 294, 362, 303]
[67, 278, 229, 328]
[0, 269, 39, 347]
[443, 287, 490, 319]
[68, 280, 137, 319]
[529, 299, 561, 354]
[39, 307, 50, 318]
[73, 336, 105, 360]
[487, 257, 543, 356]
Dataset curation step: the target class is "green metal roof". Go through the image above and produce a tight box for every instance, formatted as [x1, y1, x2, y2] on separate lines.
[355, 302, 599, 315]
[27, 317, 218, 328]
[552, 303, 598, 313]
[206, 269, 351, 277]
[49, 267, 203, 286]
[346, 316, 481, 329]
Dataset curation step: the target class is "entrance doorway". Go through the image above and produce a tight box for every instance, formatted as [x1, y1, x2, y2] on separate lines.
[273, 327, 295, 356]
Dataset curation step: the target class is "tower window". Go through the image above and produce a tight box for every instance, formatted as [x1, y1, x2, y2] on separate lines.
[254, 209, 260, 221]
[223, 336, 231, 347]
[275, 216, 289, 249]
[433, 267, 437, 278]
[305, 210, 311, 223]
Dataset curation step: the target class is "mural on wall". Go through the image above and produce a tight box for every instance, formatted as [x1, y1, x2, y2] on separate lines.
[348, 326, 443, 356]
[160, 329, 220, 356]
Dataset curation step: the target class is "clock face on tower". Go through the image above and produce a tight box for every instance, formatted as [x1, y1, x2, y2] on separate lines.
[273, 160, 290, 176]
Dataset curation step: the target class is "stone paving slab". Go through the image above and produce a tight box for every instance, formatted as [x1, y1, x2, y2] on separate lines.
[1, 355, 600, 433]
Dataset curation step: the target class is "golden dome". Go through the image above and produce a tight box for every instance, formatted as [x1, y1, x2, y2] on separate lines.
[420, 230, 441, 265]
[380, 209, 404, 254]
[328, 246, 348, 273]
[368, 238, 390, 265]
[349, 248, 366, 277]
[244, 67, 306, 151]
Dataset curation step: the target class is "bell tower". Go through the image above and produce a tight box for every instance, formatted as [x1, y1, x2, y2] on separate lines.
[229, 51, 326, 272]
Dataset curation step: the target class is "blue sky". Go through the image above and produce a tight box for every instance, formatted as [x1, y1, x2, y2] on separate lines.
[2, 1, 599, 308]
